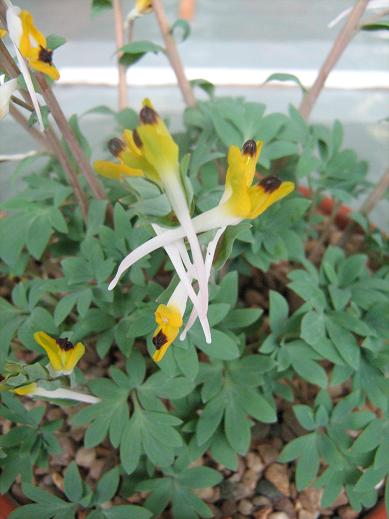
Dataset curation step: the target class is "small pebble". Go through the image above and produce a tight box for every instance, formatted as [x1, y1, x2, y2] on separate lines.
[299, 487, 322, 512]
[265, 463, 290, 496]
[299, 510, 319, 519]
[247, 452, 265, 473]
[268, 512, 290, 519]
[75, 447, 96, 468]
[257, 479, 285, 501]
[194, 486, 214, 501]
[238, 499, 254, 515]
[221, 499, 237, 516]
[253, 496, 272, 508]
[337, 505, 359, 519]
[253, 507, 273, 519]
[258, 443, 280, 465]
[51, 471, 64, 492]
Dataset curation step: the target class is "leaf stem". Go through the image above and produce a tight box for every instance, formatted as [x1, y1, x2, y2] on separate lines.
[152, 0, 196, 107]
[299, 0, 369, 120]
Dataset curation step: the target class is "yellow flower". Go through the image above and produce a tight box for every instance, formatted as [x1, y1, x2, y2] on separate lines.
[127, 0, 153, 22]
[152, 304, 183, 362]
[0, 28, 7, 38]
[34, 331, 85, 375]
[8, 8, 59, 81]
[224, 140, 295, 219]
[93, 133, 158, 182]
[13, 382, 37, 395]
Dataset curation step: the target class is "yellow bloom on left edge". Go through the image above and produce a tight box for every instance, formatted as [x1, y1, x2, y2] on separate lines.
[34, 331, 85, 375]
[6, 6, 60, 80]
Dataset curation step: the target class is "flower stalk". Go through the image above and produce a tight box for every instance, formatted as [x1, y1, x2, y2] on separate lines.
[31, 386, 100, 404]
[152, 0, 196, 107]
[299, 0, 369, 120]
[112, 0, 127, 110]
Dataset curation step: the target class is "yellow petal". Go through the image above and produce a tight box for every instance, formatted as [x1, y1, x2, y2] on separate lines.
[135, 0, 153, 15]
[19, 10, 46, 51]
[0, 28, 7, 39]
[152, 304, 182, 362]
[94, 160, 143, 180]
[29, 60, 60, 81]
[249, 179, 295, 219]
[34, 331, 63, 371]
[14, 382, 37, 395]
[155, 304, 183, 328]
[137, 99, 179, 175]
[63, 342, 85, 372]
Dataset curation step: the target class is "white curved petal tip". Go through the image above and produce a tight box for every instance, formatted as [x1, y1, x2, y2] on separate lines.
[108, 279, 117, 291]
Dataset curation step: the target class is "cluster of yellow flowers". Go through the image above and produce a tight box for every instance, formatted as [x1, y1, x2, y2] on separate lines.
[94, 101, 295, 362]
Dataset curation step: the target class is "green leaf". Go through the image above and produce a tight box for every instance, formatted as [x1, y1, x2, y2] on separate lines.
[170, 19, 191, 42]
[224, 396, 251, 454]
[278, 433, 316, 462]
[63, 462, 83, 502]
[210, 430, 238, 470]
[46, 34, 66, 50]
[189, 79, 215, 98]
[95, 467, 119, 504]
[178, 466, 222, 488]
[351, 420, 384, 454]
[264, 72, 307, 93]
[269, 290, 289, 334]
[54, 293, 78, 325]
[26, 215, 52, 259]
[326, 318, 360, 370]
[91, 0, 112, 15]
[103, 505, 152, 519]
[263, 140, 297, 160]
[224, 308, 262, 329]
[290, 354, 327, 389]
[301, 310, 325, 345]
[190, 327, 240, 360]
[361, 21, 389, 31]
[119, 41, 164, 67]
[293, 405, 316, 431]
[214, 222, 252, 270]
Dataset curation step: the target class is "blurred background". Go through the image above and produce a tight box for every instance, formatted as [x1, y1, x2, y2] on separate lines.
[1, 0, 388, 227]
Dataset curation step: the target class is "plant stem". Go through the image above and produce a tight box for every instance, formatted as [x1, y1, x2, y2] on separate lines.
[112, 0, 127, 110]
[46, 129, 89, 221]
[35, 74, 110, 206]
[299, 0, 369, 120]
[152, 0, 196, 107]
[10, 95, 33, 112]
[9, 103, 49, 150]
[9, 104, 89, 222]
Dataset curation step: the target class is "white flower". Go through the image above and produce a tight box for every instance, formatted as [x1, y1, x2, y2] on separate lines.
[0, 74, 17, 120]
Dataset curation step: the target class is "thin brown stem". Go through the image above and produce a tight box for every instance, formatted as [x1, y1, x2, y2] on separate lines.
[127, 18, 134, 44]
[338, 167, 389, 247]
[9, 104, 89, 221]
[35, 74, 109, 205]
[299, 0, 369, 120]
[152, 0, 196, 107]
[46, 129, 89, 221]
[112, 0, 127, 110]
[9, 104, 49, 151]
[11, 95, 33, 112]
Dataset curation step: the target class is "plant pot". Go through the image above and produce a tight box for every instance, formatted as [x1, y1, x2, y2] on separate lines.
[364, 500, 387, 519]
[0, 495, 16, 519]
[298, 185, 352, 229]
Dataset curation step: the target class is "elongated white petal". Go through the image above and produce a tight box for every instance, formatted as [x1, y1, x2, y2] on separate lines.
[180, 226, 226, 340]
[0, 77, 17, 120]
[162, 174, 209, 327]
[6, 6, 44, 131]
[108, 206, 240, 291]
[32, 386, 100, 404]
[152, 224, 211, 341]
